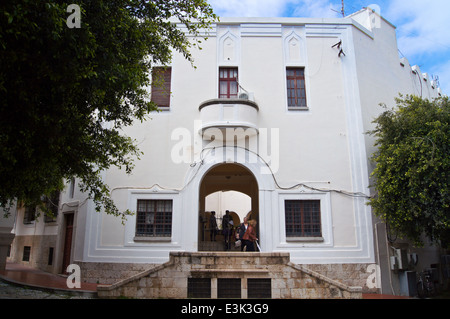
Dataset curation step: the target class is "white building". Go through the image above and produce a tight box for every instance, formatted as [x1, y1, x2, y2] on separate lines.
[3, 8, 445, 296]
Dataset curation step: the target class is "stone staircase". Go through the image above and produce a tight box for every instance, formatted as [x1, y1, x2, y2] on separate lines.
[97, 252, 362, 299]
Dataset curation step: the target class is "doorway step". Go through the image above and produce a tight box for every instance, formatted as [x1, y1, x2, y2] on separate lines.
[97, 252, 362, 299]
[198, 241, 241, 251]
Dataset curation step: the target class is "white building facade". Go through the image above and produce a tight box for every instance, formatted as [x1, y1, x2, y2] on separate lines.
[5, 9, 444, 293]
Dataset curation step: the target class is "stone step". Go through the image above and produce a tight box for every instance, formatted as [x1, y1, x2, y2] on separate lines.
[198, 240, 241, 252]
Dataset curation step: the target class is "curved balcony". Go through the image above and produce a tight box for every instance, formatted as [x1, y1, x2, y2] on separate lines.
[198, 98, 259, 140]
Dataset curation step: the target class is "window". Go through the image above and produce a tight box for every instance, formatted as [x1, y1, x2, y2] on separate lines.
[44, 191, 60, 223]
[48, 247, 54, 266]
[286, 68, 307, 107]
[23, 205, 36, 224]
[188, 278, 211, 298]
[217, 278, 241, 298]
[69, 177, 76, 198]
[136, 200, 172, 237]
[219, 67, 238, 99]
[285, 200, 321, 237]
[151, 67, 172, 108]
[247, 279, 272, 298]
[22, 246, 31, 262]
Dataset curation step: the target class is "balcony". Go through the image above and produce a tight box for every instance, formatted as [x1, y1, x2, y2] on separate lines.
[198, 98, 259, 140]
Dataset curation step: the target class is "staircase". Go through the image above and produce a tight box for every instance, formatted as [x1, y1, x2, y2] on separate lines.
[97, 252, 362, 299]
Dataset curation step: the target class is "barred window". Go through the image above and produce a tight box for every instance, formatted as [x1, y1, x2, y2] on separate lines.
[136, 200, 172, 237]
[285, 200, 321, 237]
[188, 278, 211, 298]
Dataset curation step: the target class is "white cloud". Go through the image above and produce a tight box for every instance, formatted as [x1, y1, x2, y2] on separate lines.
[207, 0, 450, 95]
[208, 0, 340, 18]
[289, 0, 341, 18]
[430, 60, 450, 96]
[383, 0, 450, 95]
[208, 0, 287, 17]
[386, 0, 450, 57]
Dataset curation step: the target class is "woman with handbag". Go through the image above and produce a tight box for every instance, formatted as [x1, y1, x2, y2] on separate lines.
[242, 220, 258, 251]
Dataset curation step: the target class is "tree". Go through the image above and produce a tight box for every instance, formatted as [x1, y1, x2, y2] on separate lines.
[368, 95, 450, 248]
[0, 1, 217, 220]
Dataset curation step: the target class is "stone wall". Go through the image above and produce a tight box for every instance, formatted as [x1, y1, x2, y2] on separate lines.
[0, 232, 14, 271]
[308, 264, 375, 292]
[8, 235, 56, 273]
[97, 252, 363, 299]
[77, 262, 158, 285]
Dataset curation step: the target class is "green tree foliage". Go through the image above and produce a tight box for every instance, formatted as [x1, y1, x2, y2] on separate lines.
[369, 95, 450, 247]
[0, 1, 217, 220]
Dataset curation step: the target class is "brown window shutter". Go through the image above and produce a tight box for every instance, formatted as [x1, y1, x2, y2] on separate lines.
[151, 67, 171, 108]
[286, 67, 307, 107]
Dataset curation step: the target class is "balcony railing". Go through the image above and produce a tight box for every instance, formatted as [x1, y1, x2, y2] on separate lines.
[198, 98, 259, 140]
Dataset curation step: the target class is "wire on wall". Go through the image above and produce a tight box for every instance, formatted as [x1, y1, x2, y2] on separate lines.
[108, 146, 371, 200]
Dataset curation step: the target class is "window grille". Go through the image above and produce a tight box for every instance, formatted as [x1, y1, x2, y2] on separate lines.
[188, 278, 211, 298]
[218, 278, 241, 298]
[136, 200, 172, 237]
[285, 200, 321, 237]
[247, 279, 272, 298]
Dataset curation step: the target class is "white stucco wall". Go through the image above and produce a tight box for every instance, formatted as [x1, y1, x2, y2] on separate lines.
[75, 16, 380, 265]
[11, 11, 444, 270]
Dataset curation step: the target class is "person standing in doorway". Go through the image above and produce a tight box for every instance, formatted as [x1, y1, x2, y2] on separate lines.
[236, 216, 249, 251]
[242, 220, 258, 251]
[222, 210, 233, 250]
[209, 211, 218, 241]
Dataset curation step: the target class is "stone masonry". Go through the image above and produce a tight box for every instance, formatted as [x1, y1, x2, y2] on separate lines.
[97, 252, 362, 299]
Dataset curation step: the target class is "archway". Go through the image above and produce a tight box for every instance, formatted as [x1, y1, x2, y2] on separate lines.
[198, 163, 259, 251]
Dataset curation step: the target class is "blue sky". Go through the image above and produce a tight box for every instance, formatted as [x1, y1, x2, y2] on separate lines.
[208, 0, 450, 96]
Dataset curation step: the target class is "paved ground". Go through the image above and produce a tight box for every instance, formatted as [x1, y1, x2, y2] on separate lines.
[0, 262, 99, 299]
[0, 280, 95, 299]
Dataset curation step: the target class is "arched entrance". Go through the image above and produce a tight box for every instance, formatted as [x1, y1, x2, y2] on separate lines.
[198, 163, 259, 251]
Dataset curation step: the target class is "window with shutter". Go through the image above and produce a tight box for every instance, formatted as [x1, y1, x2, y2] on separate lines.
[286, 67, 307, 107]
[151, 67, 172, 108]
